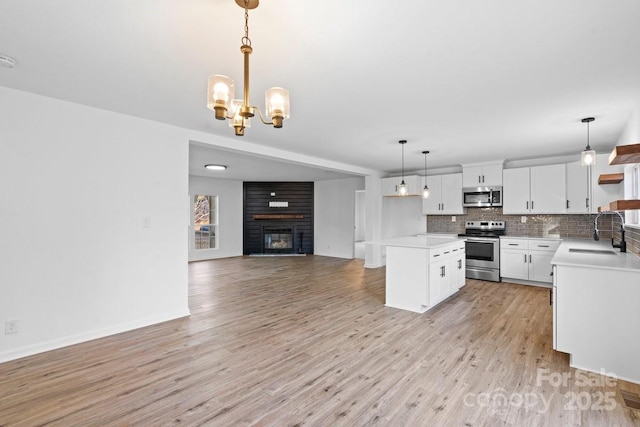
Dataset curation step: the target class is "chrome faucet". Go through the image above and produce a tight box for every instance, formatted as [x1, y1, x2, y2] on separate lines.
[594, 211, 626, 252]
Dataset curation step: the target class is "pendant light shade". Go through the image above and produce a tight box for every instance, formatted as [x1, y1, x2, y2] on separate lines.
[580, 117, 596, 166]
[422, 150, 430, 199]
[398, 140, 408, 196]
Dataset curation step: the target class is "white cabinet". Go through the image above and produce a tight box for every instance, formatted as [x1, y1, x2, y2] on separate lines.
[381, 175, 421, 196]
[385, 240, 465, 313]
[422, 173, 465, 215]
[565, 154, 625, 214]
[462, 162, 504, 187]
[565, 161, 591, 213]
[502, 164, 567, 214]
[500, 238, 560, 285]
[428, 242, 466, 306]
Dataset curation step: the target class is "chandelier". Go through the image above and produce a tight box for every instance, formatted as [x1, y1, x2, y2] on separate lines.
[580, 117, 596, 166]
[207, 0, 290, 136]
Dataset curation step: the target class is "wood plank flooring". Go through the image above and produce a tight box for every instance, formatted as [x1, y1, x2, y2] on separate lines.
[1, 255, 639, 426]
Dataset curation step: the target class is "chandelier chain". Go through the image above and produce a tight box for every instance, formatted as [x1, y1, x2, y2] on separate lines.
[242, 1, 251, 46]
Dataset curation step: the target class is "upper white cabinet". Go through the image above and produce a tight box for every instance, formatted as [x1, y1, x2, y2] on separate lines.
[422, 173, 465, 215]
[381, 175, 421, 196]
[503, 164, 567, 214]
[566, 153, 625, 213]
[565, 161, 590, 213]
[462, 162, 504, 187]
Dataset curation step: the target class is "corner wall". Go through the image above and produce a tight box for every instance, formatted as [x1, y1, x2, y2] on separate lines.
[0, 87, 189, 362]
[315, 177, 365, 258]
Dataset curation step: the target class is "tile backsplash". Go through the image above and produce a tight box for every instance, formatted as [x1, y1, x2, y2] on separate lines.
[427, 207, 640, 256]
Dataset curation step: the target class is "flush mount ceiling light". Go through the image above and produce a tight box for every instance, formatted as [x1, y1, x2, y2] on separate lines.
[398, 140, 408, 196]
[207, 0, 290, 136]
[204, 164, 228, 171]
[580, 117, 596, 166]
[422, 150, 430, 199]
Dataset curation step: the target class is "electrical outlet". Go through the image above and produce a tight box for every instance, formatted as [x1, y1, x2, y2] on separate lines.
[451, 216, 456, 222]
[5, 320, 18, 335]
[521, 216, 527, 224]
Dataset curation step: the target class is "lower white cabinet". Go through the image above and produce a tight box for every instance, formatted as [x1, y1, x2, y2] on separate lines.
[385, 240, 465, 313]
[428, 243, 466, 305]
[500, 238, 560, 285]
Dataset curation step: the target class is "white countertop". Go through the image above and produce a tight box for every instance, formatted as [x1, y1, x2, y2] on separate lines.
[551, 239, 640, 272]
[500, 235, 561, 240]
[377, 235, 465, 249]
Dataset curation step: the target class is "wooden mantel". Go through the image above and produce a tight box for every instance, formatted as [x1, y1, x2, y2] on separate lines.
[253, 214, 304, 220]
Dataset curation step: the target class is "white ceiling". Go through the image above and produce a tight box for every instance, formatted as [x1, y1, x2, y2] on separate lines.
[2, 0, 639, 180]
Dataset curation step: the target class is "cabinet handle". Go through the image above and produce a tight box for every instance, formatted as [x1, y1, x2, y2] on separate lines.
[526, 201, 528, 210]
[531, 201, 534, 210]
[550, 288, 553, 306]
[508, 243, 518, 246]
[566, 200, 569, 209]
[537, 245, 549, 248]
[441, 265, 446, 277]
[478, 176, 481, 183]
[529, 254, 532, 263]
[482, 175, 485, 183]
[441, 203, 444, 211]
[586, 197, 589, 208]
[458, 259, 462, 269]
[524, 254, 527, 263]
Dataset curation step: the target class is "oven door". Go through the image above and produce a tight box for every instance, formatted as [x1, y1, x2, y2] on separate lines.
[465, 238, 499, 269]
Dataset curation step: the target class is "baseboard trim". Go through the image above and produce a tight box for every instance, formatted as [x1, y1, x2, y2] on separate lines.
[0, 309, 191, 364]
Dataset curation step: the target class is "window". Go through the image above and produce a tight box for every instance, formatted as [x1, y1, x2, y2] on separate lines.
[194, 195, 218, 249]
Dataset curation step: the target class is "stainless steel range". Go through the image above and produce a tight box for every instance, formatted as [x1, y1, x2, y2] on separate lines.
[459, 220, 505, 282]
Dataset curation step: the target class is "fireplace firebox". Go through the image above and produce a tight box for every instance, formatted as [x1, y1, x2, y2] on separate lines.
[263, 227, 294, 254]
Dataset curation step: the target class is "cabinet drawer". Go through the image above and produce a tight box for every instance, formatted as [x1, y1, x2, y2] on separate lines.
[528, 239, 560, 252]
[500, 239, 528, 249]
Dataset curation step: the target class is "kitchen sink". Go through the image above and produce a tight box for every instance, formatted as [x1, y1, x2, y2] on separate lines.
[568, 248, 617, 255]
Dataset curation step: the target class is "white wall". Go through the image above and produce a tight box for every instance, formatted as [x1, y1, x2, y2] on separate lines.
[381, 196, 425, 238]
[354, 190, 366, 241]
[188, 176, 243, 261]
[314, 177, 365, 258]
[0, 87, 189, 362]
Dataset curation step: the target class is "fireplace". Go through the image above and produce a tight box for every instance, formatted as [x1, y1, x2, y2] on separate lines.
[263, 227, 294, 254]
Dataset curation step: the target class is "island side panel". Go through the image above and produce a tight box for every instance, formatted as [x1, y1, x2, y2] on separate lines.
[555, 264, 640, 384]
[385, 245, 428, 313]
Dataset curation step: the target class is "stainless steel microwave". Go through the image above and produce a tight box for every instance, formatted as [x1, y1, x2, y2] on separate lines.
[462, 186, 503, 207]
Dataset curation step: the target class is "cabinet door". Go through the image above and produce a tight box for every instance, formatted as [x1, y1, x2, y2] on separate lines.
[453, 254, 465, 289]
[566, 161, 590, 213]
[440, 173, 464, 214]
[462, 166, 483, 187]
[502, 168, 530, 214]
[428, 259, 447, 306]
[381, 177, 400, 196]
[530, 164, 567, 214]
[481, 164, 503, 187]
[422, 175, 443, 214]
[500, 249, 529, 280]
[529, 251, 554, 283]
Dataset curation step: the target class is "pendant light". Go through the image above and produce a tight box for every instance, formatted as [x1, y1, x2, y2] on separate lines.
[398, 140, 408, 195]
[422, 150, 430, 199]
[580, 117, 596, 166]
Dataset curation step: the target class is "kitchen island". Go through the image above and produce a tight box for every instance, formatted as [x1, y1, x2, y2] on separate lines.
[380, 235, 466, 313]
[551, 239, 640, 384]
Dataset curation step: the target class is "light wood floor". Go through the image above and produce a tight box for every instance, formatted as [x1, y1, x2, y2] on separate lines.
[1, 256, 639, 426]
